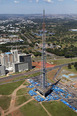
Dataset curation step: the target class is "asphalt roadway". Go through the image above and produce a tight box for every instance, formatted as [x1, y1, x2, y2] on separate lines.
[0, 62, 76, 83]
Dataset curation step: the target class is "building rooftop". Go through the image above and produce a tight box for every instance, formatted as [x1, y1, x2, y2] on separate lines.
[5, 52, 12, 55]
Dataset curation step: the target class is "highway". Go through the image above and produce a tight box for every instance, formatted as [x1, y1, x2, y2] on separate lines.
[0, 62, 76, 83]
[0, 70, 40, 82]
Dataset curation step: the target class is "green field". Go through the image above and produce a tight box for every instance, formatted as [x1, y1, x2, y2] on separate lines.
[0, 81, 24, 95]
[63, 65, 77, 73]
[50, 58, 77, 65]
[16, 82, 32, 106]
[17, 87, 30, 96]
[20, 100, 47, 116]
[16, 95, 31, 106]
[0, 96, 11, 110]
[74, 42, 77, 47]
[6, 114, 11, 116]
[43, 101, 77, 116]
[23, 81, 30, 85]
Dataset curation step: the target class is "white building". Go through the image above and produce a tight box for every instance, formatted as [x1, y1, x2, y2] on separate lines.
[0, 50, 32, 73]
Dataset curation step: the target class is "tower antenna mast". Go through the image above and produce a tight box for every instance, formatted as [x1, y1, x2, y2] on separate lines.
[41, 9, 47, 89]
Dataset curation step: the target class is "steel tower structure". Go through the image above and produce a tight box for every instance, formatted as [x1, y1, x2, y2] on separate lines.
[36, 10, 52, 97]
[41, 10, 47, 89]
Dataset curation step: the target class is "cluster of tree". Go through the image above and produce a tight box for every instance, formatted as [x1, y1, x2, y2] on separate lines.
[0, 45, 10, 53]
[23, 49, 41, 56]
[32, 51, 41, 56]
[74, 62, 77, 70]
[46, 45, 77, 58]
[68, 62, 77, 70]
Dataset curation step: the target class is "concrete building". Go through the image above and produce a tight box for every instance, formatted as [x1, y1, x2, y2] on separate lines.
[0, 65, 6, 76]
[18, 54, 32, 70]
[11, 49, 19, 63]
[0, 49, 32, 73]
[0, 52, 14, 71]
[13, 62, 28, 72]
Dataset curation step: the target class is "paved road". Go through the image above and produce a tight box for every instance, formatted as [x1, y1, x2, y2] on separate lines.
[0, 62, 76, 83]
[38, 50, 55, 58]
[0, 70, 40, 82]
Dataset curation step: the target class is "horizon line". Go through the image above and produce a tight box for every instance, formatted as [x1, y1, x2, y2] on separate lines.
[0, 13, 77, 15]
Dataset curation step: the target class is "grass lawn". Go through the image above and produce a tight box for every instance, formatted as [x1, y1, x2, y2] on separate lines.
[0, 96, 11, 110]
[0, 81, 24, 95]
[63, 65, 77, 73]
[10, 76, 26, 81]
[43, 101, 77, 116]
[16, 95, 31, 106]
[6, 114, 11, 116]
[74, 42, 77, 47]
[23, 81, 30, 85]
[20, 100, 47, 116]
[17, 87, 31, 96]
[50, 58, 77, 65]
[47, 68, 59, 82]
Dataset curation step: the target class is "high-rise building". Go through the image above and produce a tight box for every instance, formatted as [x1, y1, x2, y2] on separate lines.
[0, 65, 6, 76]
[11, 49, 19, 63]
[0, 49, 32, 73]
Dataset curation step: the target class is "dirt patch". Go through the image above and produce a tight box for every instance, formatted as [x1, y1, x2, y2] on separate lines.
[47, 69, 59, 81]
[0, 107, 4, 116]
[32, 61, 55, 69]
[11, 109, 23, 116]
[73, 82, 77, 89]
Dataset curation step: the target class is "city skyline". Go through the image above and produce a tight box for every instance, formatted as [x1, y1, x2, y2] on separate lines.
[0, 0, 77, 14]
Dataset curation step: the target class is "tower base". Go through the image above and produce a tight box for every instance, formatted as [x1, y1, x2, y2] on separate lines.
[36, 86, 52, 97]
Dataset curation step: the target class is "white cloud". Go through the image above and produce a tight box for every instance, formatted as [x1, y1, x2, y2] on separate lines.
[44, 0, 53, 3]
[29, 0, 53, 3]
[29, 0, 65, 3]
[58, 0, 64, 1]
[74, 0, 77, 1]
[36, 0, 39, 2]
[14, 1, 19, 4]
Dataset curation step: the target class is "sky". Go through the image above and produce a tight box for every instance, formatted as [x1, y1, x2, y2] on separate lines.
[0, 0, 77, 14]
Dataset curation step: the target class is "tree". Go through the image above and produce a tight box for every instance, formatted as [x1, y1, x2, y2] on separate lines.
[33, 51, 41, 56]
[74, 62, 77, 70]
[68, 64, 72, 69]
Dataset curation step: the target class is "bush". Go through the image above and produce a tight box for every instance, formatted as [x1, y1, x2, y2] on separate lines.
[74, 62, 77, 70]
[33, 51, 41, 56]
[68, 64, 72, 69]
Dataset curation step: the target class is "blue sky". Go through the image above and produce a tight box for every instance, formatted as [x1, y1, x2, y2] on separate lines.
[0, 0, 77, 14]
